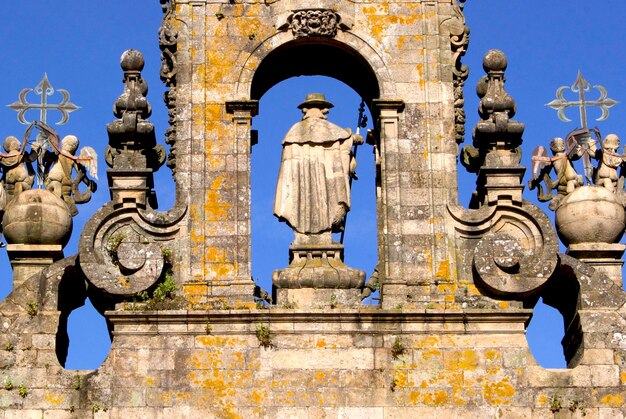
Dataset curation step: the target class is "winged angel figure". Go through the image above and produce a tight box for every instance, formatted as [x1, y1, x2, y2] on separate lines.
[30, 122, 97, 216]
[529, 128, 626, 210]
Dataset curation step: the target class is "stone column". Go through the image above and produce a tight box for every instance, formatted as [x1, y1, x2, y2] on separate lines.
[372, 99, 406, 308]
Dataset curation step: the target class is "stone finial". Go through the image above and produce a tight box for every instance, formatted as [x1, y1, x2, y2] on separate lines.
[105, 49, 165, 207]
[106, 50, 164, 175]
[461, 49, 526, 207]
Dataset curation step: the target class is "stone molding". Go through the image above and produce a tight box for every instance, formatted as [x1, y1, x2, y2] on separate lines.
[107, 308, 532, 336]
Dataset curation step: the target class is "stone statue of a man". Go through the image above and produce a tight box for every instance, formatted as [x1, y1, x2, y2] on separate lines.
[274, 93, 363, 243]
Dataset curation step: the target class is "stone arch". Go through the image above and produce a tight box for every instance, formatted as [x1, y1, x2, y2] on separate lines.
[234, 30, 396, 104]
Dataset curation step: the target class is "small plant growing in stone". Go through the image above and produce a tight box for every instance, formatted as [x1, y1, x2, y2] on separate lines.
[17, 385, 27, 398]
[4, 379, 13, 391]
[549, 394, 562, 413]
[92, 403, 100, 413]
[390, 377, 398, 392]
[281, 301, 296, 309]
[5, 342, 13, 352]
[26, 302, 38, 317]
[152, 273, 176, 302]
[107, 233, 126, 253]
[255, 323, 273, 348]
[569, 399, 586, 416]
[161, 246, 172, 261]
[74, 375, 81, 390]
[205, 321, 212, 335]
[329, 294, 338, 309]
[69, 405, 75, 413]
[391, 336, 406, 359]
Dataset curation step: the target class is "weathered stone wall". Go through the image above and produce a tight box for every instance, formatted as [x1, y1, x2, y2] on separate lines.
[168, 0, 463, 307]
[0, 0, 624, 417]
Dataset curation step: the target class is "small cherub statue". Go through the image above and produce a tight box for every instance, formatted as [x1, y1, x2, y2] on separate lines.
[0, 135, 37, 209]
[33, 123, 97, 216]
[593, 134, 625, 192]
[529, 130, 586, 211]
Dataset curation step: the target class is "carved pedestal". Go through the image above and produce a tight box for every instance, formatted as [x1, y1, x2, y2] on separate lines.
[272, 243, 365, 308]
[7, 244, 64, 289]
[567, 243, 625, 288]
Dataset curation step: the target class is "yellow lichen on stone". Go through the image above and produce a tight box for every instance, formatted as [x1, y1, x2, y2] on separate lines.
[482, 377, 515, 405]
[485, 350, 502, 374]
[435, 261, 451, 280]
[44, 392, 63, 405]
[445, 350, 477, 371]
[600, 393, 624, 407]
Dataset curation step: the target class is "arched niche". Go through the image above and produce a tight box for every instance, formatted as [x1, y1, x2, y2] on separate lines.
[250, 38, 381, 108]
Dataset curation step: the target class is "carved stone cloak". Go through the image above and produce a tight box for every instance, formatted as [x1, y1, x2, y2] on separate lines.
[274, 118, 354, 234]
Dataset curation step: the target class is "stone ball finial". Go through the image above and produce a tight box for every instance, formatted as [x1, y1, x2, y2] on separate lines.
[120, 49, 145, 72]
[483, 49, 507, 73]
[2, 189, 73, 246]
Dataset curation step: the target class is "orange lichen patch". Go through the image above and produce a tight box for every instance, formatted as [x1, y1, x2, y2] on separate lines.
[482, 377, 515, 405]
[316, 339, 326, 348]
[600, 394, 624, 407]
[183, 283, 208, 303]
[189, 205, 204, 250]
[485, 350, 502, 374]
[205, 190, 232, 222]
[366, 13, 425, 41]
[192, 105, 204, 128]
[205, 103, 224, 123]
[196, 336, 240, 348]
[44, 393, 63, 405]
[249, 389, 266, 405]
[392, 370, 410, 388]
[117, 277, 131, 288]
[435, 261, 451, 280]
[445, 350, 477, 371]
[407, 389, 448, 406]
[498, 301, 509, 309]
[362, 4, 389, 15]
[621, 371, 626, 384]
[314, 371, 325, 382]
[422, 348, 442, 361]
[413, 336, 441, 349]
[144, 376, 156, 386]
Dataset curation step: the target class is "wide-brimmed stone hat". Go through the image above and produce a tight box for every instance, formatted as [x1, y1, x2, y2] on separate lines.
[297, 93, 334, 110]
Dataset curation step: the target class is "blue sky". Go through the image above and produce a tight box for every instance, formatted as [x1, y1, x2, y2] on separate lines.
[1, 1, 625, 369]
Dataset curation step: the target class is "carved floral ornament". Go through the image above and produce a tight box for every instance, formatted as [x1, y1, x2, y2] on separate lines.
[288, 9, 342, 38]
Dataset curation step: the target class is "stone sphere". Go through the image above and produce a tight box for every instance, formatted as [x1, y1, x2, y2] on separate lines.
[555, 186, 625, 246]
[483, 49, 507, 73]
[3, 189, 73, 246]
[120, 49, 145, 72]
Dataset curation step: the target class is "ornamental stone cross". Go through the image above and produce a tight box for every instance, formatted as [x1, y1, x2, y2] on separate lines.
[546, 71, 618, 182]
[546, 71, 618, 130]
[7, 73, 79, 125]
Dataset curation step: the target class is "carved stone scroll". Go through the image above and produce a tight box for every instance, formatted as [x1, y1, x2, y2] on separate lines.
[159, 0, 178, 174]
[441, 0, 470, 144]
[288, 10, 341, 38]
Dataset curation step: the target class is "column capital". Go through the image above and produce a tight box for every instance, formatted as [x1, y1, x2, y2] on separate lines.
[226, 100, 259, 118]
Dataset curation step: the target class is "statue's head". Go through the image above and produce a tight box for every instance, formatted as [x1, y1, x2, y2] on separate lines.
[3, 136, 20, 152]
[61, 135, 79, 153]
[298, 93, 333, 119]
[604, 134, 620, 150]
[550, 137, 565, 154]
